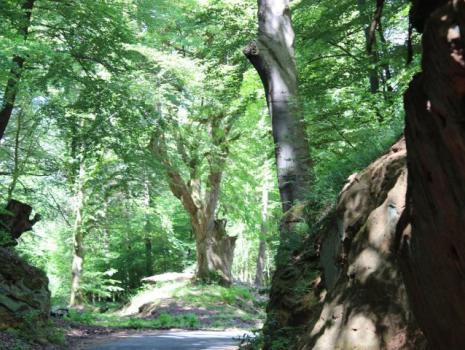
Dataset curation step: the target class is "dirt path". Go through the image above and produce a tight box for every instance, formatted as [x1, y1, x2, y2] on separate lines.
[79, 330, 247, 350]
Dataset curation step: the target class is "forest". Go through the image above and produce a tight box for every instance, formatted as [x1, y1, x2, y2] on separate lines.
[1, 0, 465, 349]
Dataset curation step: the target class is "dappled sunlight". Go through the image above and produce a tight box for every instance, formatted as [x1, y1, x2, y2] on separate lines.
[107, 280, 264, 330]
[0, 0, 439, 348]
[119, 281, 187, 316]
[341, 313, 379, 350]
[84, 330, 247, 350]
[299, 140, 421, 349]
[311, 298, 344, 350]
[348, 247, 381, 284]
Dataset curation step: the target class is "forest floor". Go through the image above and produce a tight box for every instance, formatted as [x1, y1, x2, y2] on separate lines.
[0, 281, 264, 349]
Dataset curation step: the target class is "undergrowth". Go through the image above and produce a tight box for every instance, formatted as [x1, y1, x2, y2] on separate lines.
[66, 310, 200, 329]
[0, 313, 66, 350]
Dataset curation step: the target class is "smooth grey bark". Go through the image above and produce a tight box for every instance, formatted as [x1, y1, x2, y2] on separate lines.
[0, 0, 35, 141]
[244, 0, 312, 221]
[69, 118, 87, 307]
[245, 2, 313, 348]
[255, 169, 270, 288]
[255, 240, 266, 287]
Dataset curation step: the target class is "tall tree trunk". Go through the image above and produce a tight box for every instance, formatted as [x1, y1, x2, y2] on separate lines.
[255, 238, 267, 288]
[123, 189, 137, 289]
[0, 0, 35, 141]
[245, 2, 313, 346]
[7, 111, 23, 201]
[357, 0, 380, 93]
[143, 179, 154, 277]
[69, 158, 86, 307]
[377, 23, 393, 94]
[144, 237, 154, 277]
[397, 1, 465, 349]
[244, 0, 312, 220]
[255, 169, 270, 288]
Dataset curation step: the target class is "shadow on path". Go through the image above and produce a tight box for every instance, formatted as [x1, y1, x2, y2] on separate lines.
[84, 330, 248, 350]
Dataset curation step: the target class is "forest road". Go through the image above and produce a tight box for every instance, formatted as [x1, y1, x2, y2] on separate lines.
[82, 330, 247, 350]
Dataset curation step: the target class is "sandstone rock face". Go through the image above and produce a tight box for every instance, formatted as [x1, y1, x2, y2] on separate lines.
[0, 247, 50, 329]
[263, 140, 427, 349]
[399, 1, 465, 348]
[299, 139, 426, 350]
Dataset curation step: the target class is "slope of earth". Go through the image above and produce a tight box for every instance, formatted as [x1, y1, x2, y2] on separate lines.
[68, 280, 265, 331]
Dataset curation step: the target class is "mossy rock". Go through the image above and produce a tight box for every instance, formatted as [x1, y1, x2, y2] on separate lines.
[0, 248, 50, 330]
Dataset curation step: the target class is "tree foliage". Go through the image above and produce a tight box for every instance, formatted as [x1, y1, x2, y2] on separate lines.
[0, 0, 418, 308]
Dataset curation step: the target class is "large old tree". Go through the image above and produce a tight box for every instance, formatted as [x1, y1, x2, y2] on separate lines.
[397, 0, 465, 349]
[150, 114, 237, 286]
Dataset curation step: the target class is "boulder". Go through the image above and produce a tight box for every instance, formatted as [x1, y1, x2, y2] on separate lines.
[0, 247, 50, 329]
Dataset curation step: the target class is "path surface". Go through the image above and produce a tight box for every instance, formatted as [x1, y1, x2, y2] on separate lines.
[83, 330, 246, 350]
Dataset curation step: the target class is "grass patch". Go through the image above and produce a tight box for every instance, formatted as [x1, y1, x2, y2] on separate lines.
[65, 281, 265, 331]
[66, 309, 200, 329]
[172, 283, 253, 306]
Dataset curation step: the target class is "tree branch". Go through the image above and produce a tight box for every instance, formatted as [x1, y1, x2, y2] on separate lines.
[367, 0, 385, 54]
[149, 133, 198, 217]
[326, 40, 362, 63]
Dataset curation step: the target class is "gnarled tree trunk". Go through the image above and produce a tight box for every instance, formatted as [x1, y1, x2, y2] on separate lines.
[397, 1, 465, 349]
[195, 218, 236, 285]
[255, 170, 270, 288]
[150, 115, 237, 286]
